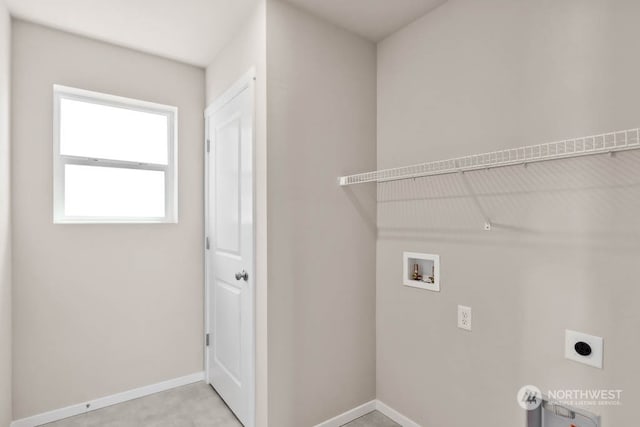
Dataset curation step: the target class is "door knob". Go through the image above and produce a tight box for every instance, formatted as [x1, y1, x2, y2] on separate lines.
[235, 270, 248, 281]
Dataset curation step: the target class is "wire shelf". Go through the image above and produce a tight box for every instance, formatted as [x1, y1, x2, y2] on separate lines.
[338, 128, 640, 186]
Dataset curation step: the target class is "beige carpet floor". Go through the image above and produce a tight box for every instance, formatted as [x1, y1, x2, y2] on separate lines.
[42, 383, 400, 427]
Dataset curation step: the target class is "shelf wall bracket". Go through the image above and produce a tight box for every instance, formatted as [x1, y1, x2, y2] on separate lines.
[459, 171, 492, 231]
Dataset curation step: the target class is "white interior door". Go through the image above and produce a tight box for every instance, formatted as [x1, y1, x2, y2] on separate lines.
[205, 73, 255, 427]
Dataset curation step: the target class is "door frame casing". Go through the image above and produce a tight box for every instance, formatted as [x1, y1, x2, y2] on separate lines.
[204, 68, 257, 427]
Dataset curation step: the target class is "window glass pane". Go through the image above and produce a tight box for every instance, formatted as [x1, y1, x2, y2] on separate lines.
[64, 165, 165, 218]
[60, 98, 169, 164]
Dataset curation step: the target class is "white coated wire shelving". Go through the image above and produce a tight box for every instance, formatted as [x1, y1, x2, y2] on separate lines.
[338, 128, 640, 186]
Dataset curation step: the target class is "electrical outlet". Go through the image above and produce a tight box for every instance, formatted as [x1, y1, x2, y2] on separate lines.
[565, 330, 603, 369]
[458, 305, 472, 331]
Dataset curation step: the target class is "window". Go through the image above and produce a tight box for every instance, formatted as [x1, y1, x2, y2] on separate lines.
[53, 85, 178, 223]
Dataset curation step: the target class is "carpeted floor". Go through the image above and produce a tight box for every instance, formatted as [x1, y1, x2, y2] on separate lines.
[41, 383, 400, 427]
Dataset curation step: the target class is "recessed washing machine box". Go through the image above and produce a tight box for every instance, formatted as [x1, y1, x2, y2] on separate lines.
[402, 252, 440, 292]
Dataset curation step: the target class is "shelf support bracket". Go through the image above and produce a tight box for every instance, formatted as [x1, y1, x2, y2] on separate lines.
[459, 171, 492, 231]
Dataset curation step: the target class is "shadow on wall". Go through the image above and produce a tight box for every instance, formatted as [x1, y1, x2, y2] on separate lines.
[343, 185, 377, 236]
[377, 150, 640, 252]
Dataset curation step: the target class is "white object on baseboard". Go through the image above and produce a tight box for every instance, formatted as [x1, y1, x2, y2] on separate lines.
[313, 399, 421, 427]
[10, 371, 204, 427]
[403, 252, 440, 292]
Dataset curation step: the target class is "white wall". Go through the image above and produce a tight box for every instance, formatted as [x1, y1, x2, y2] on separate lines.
[11, 21, 205, 419]
[0, 0, 11, 425]
[205, 2, 268, 425]
[266, 2, 377, 426]
[206, 1, 265, 104]
[377, 0, 640, 425]
[207, 4, 377, 426]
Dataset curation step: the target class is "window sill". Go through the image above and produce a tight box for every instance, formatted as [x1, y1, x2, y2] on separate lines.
[53, 218, 178, 225]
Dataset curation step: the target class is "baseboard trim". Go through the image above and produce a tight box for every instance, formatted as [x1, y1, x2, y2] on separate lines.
[375, 400, 421, 427]
[313, 399, 420, 427]
[10, 371, 204, 427]
[313, 400, 377, 427]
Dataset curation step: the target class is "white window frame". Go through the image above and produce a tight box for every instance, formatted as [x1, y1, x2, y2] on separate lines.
[53, 85, 178, 224]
